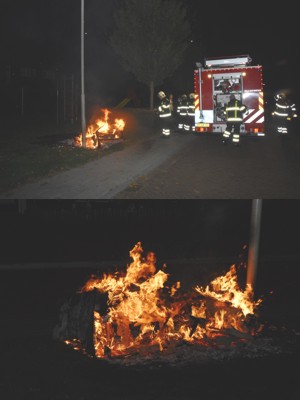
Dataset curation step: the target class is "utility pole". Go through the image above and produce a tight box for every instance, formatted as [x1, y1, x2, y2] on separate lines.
[247, 199, 263, 293]
[81, 0, 86, 148]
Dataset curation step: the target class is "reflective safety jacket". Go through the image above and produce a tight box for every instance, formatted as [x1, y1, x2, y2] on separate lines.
[187, 99, 195, 117]
[177, 97, 189, 116]
[273, 97, 297, 120]
[225, 99, 247, 122]
[158, 97, 172, 118]
[224, 99, 247, 122]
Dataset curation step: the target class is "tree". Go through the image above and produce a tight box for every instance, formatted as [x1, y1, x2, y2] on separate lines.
[110, 0, 192, 109]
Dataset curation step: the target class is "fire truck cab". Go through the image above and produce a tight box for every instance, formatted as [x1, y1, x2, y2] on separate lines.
[194, 55, 265, 136]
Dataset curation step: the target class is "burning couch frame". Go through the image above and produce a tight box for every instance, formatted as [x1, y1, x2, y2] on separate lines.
[74, 109, 126, 149]
[53, 242, 270, 362]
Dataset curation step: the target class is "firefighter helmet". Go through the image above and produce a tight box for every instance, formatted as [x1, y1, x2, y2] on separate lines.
[275, 92, 286, 100]
[181, 94, 187, 100]
[158, 91, 166, 99]
[189, 93, 195, 100]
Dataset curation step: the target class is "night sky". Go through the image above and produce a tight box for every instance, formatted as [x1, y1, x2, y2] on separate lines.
[1, 0, 299, 109]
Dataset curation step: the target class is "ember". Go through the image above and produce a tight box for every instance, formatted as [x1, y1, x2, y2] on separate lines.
[74, 108, 126, 149]
[53, 242, 281, 365]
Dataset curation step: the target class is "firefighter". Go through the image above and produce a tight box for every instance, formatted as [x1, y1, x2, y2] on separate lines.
[174, 94, 181, 131]
[222, 94, 248, 146]
[169, 94, 174, 113]
[272, 92, 297, 134]
[157, 91, 173, 137]
[177, 93, 189, 131]
[187, 93, 196, 132]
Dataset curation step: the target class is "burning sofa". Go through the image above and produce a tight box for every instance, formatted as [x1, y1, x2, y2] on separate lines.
[74, 109, 126, 149]
[53, 242, 283, 366]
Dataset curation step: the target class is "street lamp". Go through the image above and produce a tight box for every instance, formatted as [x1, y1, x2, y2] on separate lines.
[81, 0, 86, 148]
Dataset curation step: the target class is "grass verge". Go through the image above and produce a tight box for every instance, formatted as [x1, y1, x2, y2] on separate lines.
[0, 108, 156, 194]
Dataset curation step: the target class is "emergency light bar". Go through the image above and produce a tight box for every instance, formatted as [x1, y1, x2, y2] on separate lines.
[205, 55, 252, 68]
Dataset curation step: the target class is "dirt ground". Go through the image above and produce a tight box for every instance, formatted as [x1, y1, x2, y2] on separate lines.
[1, 333, 299, 400]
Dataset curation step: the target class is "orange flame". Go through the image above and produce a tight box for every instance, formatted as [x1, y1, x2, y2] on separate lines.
[74, 108, 126, 149]
[195, 264, 262, 317]
[67, 242, 263, 358]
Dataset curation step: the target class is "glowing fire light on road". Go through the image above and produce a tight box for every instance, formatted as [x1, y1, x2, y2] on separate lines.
[74, 108, 126, 149]
[61, 242, 264, 359]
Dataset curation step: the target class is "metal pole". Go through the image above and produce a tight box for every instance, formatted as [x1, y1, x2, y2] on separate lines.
[71, 74, 74, 124]
[247, 199, 263, 292]
[81, 0, 86, 148]
[198, 64, 204, 121]
[198, 66, 202, 111]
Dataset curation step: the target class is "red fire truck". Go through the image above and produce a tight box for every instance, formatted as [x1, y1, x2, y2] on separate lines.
[194, 55, 265, 136]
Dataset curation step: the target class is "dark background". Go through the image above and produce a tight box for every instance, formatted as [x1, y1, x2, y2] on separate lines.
[1, 199, 300, 264]
[1, 0, 298, 120]
[1, 199, 300, 321]
[0, 199, 300, 400]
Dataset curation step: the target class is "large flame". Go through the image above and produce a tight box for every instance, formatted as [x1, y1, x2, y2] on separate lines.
[195, 264, 262, 317]
[66, 242, 263, 358]
[74, 109, 126, 149]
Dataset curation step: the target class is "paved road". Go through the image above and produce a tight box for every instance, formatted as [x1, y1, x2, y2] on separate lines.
[116, 131, 300, 199]
[0, 132, 195, 199]
[1, 127, 300, 199]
